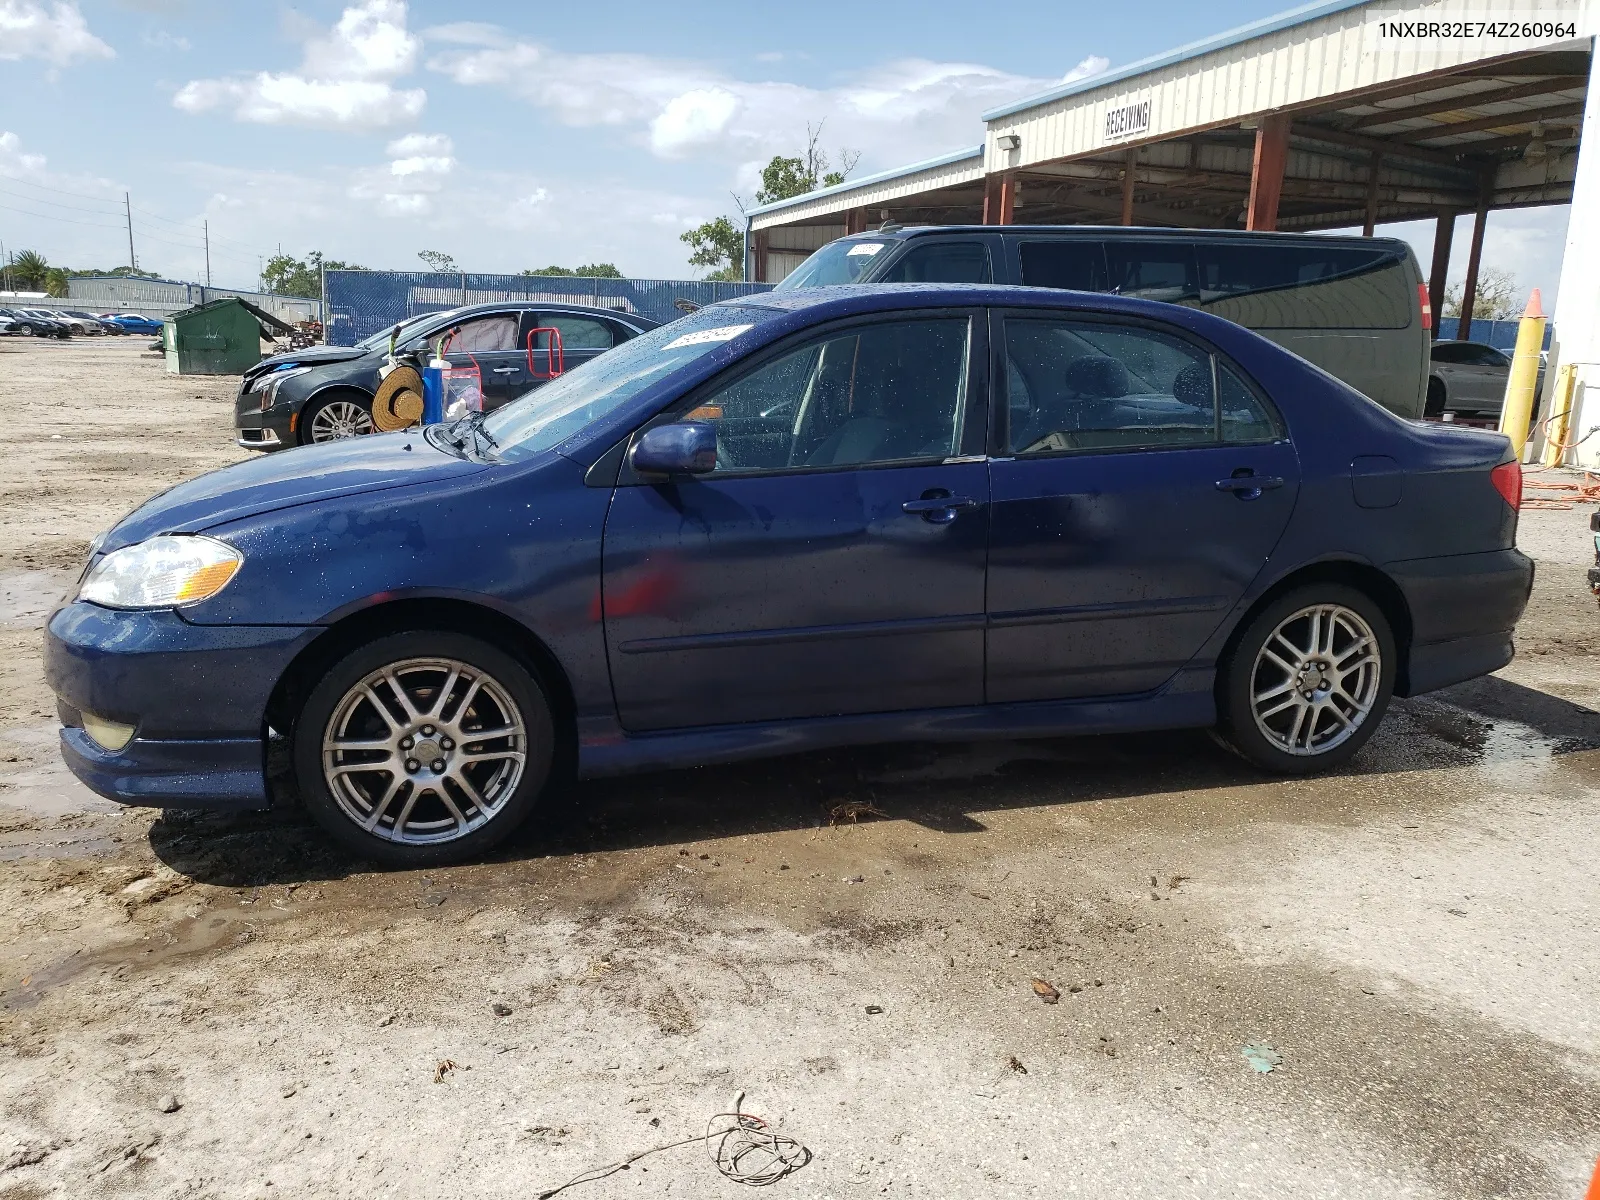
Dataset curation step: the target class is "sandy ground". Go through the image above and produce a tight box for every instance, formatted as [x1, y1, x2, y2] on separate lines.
[0, 336, 1597, 1200]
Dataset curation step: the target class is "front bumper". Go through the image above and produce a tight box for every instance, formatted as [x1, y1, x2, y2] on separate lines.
[46, 601, 319, 809]
[234, 406, 295, 452]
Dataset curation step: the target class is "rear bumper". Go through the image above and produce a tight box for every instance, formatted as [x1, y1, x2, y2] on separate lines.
[1387, 548, 1534, 696]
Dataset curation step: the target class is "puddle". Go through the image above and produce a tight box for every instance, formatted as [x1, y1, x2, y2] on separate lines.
[0, 723, 121, 820]
[0, 568, 72, 629]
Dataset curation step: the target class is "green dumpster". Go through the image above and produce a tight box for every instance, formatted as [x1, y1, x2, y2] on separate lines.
[162, 297, 293, 376]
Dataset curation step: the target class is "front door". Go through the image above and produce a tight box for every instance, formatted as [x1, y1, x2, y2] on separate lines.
[987, 312, 1300, 702]
[440, 311, 524, 410]
[603, 312, 989, 732]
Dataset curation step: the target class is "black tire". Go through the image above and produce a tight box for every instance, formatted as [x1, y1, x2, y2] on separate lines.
[17, 323, 34, 337]
[292, 631, 556, 867]
[300, 390, 376, 444]
[1215, 583, 1396, 775]
[1424, 377, 1447, 419]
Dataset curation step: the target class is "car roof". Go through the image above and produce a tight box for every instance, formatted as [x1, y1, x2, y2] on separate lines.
[419, 300, 660, 329]
[730, 281, 1192, 319]
[1432, 340, 1496, 350]
[844, 225, 1410, 251]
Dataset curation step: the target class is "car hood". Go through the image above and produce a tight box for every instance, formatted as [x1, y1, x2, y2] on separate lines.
[105, 432, 489, 549]
[259, 344, 370, 368]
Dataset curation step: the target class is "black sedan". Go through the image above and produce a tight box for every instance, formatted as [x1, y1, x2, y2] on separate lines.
[0, 307, 71, 338]
[235, 302, 659, 450]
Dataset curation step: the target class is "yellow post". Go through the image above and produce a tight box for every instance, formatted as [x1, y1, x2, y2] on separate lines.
[1543, 362, 1578, 467]
[1499, 289, 1546, 460]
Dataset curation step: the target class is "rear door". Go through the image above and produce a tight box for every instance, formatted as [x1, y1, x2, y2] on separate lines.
[602, 311, 990, 731]
[987, 310, 1299, 702]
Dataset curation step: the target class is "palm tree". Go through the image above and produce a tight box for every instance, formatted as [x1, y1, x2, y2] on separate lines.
[8, 249, 49, 291]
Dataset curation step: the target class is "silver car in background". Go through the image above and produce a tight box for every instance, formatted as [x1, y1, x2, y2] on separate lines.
[1426, 339, 1544, 421]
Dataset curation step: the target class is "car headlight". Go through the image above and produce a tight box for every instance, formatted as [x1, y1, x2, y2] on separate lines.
[255, 366, 311, 408]
[78, 535, 242, 610]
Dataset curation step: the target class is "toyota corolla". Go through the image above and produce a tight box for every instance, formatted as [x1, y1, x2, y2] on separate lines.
[46, 284, 1533, 866]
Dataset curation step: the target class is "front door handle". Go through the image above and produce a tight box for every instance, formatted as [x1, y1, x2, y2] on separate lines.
[1215, 474, 1284, 498]
[902, 493, 979, 524]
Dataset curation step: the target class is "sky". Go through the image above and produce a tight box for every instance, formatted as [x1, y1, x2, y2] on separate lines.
[0, 0, 1572, 303]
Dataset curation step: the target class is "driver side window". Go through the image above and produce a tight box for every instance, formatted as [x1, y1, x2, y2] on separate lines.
[687, 317, 972, 473]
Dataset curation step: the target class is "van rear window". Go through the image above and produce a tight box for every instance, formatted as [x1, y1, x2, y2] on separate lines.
[1196, 243, 1412, 330]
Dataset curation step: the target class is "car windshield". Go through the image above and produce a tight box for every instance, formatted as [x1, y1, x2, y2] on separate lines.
[354, 312, 445, 351]
[481, 305, 775, 462]
[771, 239, 894, 290]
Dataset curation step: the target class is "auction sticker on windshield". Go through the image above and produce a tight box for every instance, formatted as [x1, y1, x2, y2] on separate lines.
[847, 243, 885, 256]
[662, 324, 754, 349]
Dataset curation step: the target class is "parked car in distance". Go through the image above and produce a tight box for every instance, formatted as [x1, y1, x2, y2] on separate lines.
[771, 226, 1431, 419]
[1426, 339, 1544, 421]
[35, 309, 97, 335]
[57, 309, 117, 334]
[102, 314, 164, 336]
[0, 307, 70, 338]
[48, 284, 1533, 866]
[235, 301, 660, 450]
[0, 316, 16, 336]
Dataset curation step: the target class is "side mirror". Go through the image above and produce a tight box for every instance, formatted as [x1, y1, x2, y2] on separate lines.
[632, 421, 717, 476]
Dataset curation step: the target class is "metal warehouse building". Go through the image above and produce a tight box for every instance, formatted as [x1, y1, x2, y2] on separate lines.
[747, 0, 1600, 467]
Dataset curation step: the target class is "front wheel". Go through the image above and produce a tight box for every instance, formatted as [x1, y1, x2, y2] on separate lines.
[293, 632, 555, 866]
[1215, 584, 1395, 774]
[302, 392, 375, 444]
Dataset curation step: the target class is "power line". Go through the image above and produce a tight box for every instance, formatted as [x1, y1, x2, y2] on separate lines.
[0, 200, 126, 229]
[0, 184, 124, 217]
[0, 171, 128, 203]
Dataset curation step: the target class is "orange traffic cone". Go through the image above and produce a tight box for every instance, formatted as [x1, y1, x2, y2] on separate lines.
[1587, 1152, 1600, 1200]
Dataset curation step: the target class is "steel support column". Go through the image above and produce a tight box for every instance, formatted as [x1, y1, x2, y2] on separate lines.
[1362, 151, 1382, 236]
[1428, 211, 1455, 338]
[753, 231, 769, 285]
[846, 207, 867, 236]
[1245, 114, 1292, 232]
[983, 172, 1017, 225]
[1120, 149, 1137, 225]
[1458, 181, 1491, 342]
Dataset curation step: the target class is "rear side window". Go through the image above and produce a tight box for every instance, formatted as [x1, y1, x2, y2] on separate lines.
[539, 314, 614, 349]
[1104, 241, 1199, 304]
[878, 241, 991, 284]
[1003, 316, 1279, 454]
[1018, 241, 1108, 291]
[1196, 242, 1412, 329]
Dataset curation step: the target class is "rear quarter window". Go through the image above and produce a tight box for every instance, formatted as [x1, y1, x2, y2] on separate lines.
[1196, 243, 1412, 330]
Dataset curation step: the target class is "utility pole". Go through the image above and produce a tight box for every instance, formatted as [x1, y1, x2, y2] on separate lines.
[124, 192, 136, 273]
[0, 240, 9, 293]
[203, 220, 211, 286]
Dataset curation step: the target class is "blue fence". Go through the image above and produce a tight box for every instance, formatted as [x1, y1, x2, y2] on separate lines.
[323, 271, 773, 347]
[1435, 315, 1554, 351]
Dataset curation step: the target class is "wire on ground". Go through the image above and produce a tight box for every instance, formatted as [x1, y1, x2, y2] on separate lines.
[536, 1093, 811, 1198]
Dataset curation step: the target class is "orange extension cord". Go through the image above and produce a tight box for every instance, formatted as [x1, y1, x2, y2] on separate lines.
[1521, 465, 1600, 510]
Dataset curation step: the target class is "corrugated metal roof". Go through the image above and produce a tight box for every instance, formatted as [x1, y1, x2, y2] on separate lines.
[746, 145, 983, 222]
[982, 0, 1370, 122]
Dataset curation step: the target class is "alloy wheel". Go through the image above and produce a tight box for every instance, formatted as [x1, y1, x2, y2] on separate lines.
[320, 657, 528, 845]
[309, 399, 374, 442]
[1249, 603, 1382, 757]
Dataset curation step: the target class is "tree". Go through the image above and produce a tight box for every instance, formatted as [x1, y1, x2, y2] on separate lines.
[263, 250, 364, 297]
[754, 123, 861, 204]
[680, 216, 745, 281]
[7, 249, 49, 291]
[521, 263, 624, 277]
[44, 267, 70, 297]
[1443, 266, 1524, 322]
[417, 249, 459, 273]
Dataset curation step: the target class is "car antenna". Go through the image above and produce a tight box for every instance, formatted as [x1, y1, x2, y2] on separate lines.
[877, 220, 902, 232]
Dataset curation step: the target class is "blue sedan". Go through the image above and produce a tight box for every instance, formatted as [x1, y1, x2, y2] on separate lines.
[46, 285, 1533, 865]
[104, 313, 164, 335]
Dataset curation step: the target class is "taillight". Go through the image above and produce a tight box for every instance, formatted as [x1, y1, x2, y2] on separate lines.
[1490, 459, 1521, 510]
[1418, 283, 1432, 331]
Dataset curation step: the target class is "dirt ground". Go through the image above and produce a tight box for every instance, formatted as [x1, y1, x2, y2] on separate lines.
[1, 336, 1597, 1200]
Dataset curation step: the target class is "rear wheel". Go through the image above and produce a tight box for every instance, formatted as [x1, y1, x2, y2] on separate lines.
[1425, 377, 1447, 419]
[1215, 584, 1395, 774]
[292, 631, 555, 867]
[17, 323, 34, 337]
[303, 392, 375, 444]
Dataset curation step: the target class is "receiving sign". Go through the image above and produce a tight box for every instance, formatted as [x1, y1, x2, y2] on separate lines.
[1104, 96, 1152, 143]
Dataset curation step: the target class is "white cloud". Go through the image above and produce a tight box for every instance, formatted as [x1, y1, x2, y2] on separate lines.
[386, 131, 450, 157]
[173, 0, 424, 130]
[141, 29, 189, 52]
[385, 132, 454, 181]
[379, 193, 430, 216]
[0, 1, 113, 66]
[390, 153, 452, 178]
[1063, 54, 1110, 84]
[650, 87, 741, 157]
[428, 32, 1094, 179]
[0, 130, 48, 176]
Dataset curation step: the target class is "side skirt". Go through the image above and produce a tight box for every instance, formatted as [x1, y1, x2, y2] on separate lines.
[576, 675, 1216, 779]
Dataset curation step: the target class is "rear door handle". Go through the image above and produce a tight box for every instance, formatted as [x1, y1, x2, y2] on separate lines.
[1215, 475, 1284, 494]
[902, 495, 979, 524]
